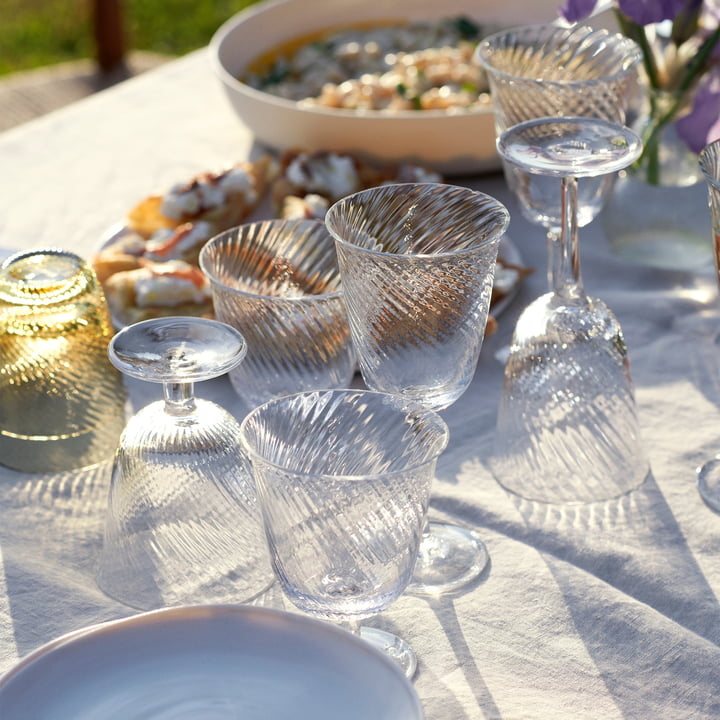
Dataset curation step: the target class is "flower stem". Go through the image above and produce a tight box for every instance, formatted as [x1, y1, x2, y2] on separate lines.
[641, 24, 720, 184]
[614, 11, 660, 89]
[677, 24, 720, 97]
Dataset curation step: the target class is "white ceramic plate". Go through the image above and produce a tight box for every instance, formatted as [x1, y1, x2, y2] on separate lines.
[0, 605, 423, 720]
[210, 0, 560, 176]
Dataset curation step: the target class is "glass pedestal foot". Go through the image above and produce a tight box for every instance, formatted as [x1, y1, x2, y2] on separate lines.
[697, 456, 720, 512]
[407, 522, 489, 595]
[359, 626, 417, 679]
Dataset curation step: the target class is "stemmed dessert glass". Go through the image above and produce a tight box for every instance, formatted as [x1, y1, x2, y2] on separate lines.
[491, 116, 649, 503]
[696, 139, 720, 510]
[240, 388, 449, 678]
[325, 183, 509, 593]
[97, 316, 273, 610]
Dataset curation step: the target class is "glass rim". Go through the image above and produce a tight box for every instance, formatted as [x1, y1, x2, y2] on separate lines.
[699, 139, 720, 192]
[199, 220, 344, 302]
[1, 246, 84, 273]
[0, 247, 94, 305]
[325, 182, 509, 258]
[239, 387, 449, 482]
[475, 23, 643, 88]
[497, 115, 643, 178]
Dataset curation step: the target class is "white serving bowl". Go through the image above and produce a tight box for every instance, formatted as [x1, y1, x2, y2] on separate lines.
[210, 0, 560, 176]
[0, 605, 423, 720]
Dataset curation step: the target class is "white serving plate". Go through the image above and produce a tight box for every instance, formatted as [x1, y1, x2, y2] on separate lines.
[0, 605, 423, 720]
[209, 0, 561, 176]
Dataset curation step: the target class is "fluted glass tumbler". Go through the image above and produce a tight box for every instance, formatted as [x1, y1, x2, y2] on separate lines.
[0, 248, 126, 473]
[326, 182, 508, 594]
[240, 389, 449, 678]
[696, 140, 720, 510]
[96, 316, 273, 610]
[325, 183, 507, 410]
[199, 219, 355, 409]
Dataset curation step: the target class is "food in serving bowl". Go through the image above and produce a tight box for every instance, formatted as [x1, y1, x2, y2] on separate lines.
[101, 255, 214, 327]
[91, 156, 277, 326]
[271, 148, 443, 216]
[244, 17, 492, 113]
[209, 0, 560, 175]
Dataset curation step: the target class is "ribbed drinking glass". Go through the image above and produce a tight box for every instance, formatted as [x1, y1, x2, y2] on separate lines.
[696, 139, 720, 511]
[240, 388, 448, 678]
[199, 219, 355, 409]
[0, 248, 126, 473]
[325, 182, 508, 593]
[492, 116, 650, 503]
[476, 23, 643, 233]
[476, 23, 650, 503]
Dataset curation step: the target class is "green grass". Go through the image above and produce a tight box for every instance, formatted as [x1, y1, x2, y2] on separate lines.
[0, 0, 261, 76]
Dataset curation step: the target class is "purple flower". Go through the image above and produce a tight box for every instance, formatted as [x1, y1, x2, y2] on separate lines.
[558, 0, 598, 23]
[618, 0, 697, 25]
[559, 0, 703, 25]
[676, 69, 720, 152]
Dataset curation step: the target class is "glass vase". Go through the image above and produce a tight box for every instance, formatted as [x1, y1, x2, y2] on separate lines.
[603, 94, 713, 273]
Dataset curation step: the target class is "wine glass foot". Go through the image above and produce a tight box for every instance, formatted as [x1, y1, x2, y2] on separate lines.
[359, 626, 417, 679]
[697, 456, 720, 512]
[407, 522, 489, 595]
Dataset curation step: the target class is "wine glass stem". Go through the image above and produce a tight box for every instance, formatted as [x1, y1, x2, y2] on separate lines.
[547, 175, 584, 300]
[163, 381, 197, 416]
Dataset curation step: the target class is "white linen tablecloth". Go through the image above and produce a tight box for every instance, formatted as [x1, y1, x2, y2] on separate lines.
[1, 48, 720, 719]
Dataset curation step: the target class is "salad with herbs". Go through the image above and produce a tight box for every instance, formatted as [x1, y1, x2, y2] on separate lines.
[243, 17, 499, 113]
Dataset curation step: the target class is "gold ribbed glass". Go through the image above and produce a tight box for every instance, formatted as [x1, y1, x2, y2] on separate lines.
[0, 249, 126, 472]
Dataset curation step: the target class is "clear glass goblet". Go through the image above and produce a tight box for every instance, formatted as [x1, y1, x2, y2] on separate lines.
[240, 388, 449, 678]
[475, 22, 643, 265]
[492, 116, 650, 503]
[696, 139, 720, 510]
[325, 182, 508, 594]
[97, 316, 273, 610]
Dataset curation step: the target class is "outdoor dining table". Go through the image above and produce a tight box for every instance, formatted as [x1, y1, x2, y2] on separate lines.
[0, 46, 719, 719]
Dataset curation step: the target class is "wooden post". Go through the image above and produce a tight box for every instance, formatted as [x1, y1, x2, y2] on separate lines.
[92, 0, 126, 72]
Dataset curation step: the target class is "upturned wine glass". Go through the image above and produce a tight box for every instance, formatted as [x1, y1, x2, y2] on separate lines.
[696, 139, 720, 510]
[240, 388, 449, 678]
[475, 22, 643, 259]
[476, 23, 651, 503]
[97, 316, 273, 610]
[491, 116, 649, 503]
[325, 182, 508, 593]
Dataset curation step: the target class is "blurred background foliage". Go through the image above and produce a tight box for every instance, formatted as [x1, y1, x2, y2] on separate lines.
[0, 0, 260, 76]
